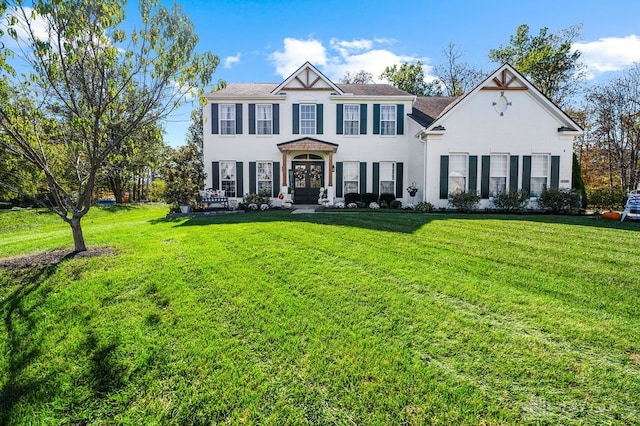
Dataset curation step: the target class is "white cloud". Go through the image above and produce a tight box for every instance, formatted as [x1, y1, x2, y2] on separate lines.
[574, 35, 640, 78]
[269, 38, 327, 78]
[269, 37, 433, 83]
[223, 52, 241, 69]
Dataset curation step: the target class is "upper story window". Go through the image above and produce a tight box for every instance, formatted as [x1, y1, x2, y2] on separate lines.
[490, 154, 508, 197]
[256, 104, 272, 135]
[300, 104, 316, 135]
[448, 154, 467, 194]
[530, 154, 549, 197]
[380, 105, 396, 135]
[344, 105, 360, 135]
[219, 104, 236, 135]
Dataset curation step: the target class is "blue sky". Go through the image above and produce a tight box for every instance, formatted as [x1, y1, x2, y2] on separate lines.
[9, 1, 640, 146]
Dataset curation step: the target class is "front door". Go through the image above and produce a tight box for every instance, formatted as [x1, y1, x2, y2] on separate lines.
[292, 161, 324, 204]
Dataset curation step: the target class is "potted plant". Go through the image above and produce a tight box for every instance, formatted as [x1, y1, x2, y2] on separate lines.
[406, 182, 418, 205]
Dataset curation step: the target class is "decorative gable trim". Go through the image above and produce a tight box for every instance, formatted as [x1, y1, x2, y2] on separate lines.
[272, 62, 344, 95]
[481, 68, 528, 91]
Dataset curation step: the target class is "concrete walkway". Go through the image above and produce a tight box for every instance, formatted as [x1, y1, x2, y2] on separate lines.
[291, 204, 318, 214]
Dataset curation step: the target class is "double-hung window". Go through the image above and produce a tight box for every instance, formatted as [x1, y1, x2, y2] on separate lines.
[530, 154, 549, 197]
[300, 104, 316, 135]
[343, 162, 360, 194]
[219, 104, 235, 135]
[379, 162, 396, 194]
[257, 161, 273, 195]
[344, 105, 359, 135]
[220, 161, 237, 197]
[256, 104, 272, 135]
[380, 105, 396, 135]
[448, 154, 467, 194]
[490, 154, 508, 197]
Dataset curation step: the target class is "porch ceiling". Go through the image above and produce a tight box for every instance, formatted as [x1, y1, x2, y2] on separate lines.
[277, 137, 339, 153]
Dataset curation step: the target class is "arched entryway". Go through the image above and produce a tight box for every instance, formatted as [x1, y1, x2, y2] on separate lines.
[277, 138, 339, 204]
[292, 154, 324, 204]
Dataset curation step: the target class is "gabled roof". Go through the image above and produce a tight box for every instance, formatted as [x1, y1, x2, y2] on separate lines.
[337, 84, 412, 96]
[272, 62, 344, 95]
[409, 96, 459, 126]
[277, 137, 339, 153]
[417, 63, 584, 136]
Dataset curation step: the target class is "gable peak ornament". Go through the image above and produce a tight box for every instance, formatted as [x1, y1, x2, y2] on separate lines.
[493, 91, 512, 116]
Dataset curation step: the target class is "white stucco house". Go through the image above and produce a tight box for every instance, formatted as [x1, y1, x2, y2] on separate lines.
[202, 61, 582, 208]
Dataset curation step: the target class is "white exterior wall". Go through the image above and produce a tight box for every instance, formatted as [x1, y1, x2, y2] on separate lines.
[423, 89, 576, 208]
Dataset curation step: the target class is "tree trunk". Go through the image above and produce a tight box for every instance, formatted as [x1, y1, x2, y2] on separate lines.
[109, 175, 123, 204]
[70, 216, 87, 252]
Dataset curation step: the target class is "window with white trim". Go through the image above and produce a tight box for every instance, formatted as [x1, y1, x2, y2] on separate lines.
[379, 162, 395, 194]
[300, 104, 316, 135]
[530, 154, 549, 197]
[343, 162, 359, 194]
[256, 104, 272, 135]
[448, 154, 467, 194]
[490, 154, 508, 197]
[219, 104, 235, 135]
[344, 105, 359, 135]
[257, 161, 273, 195]
[220, 161, 236, 197]
[380, 105, 396, 135]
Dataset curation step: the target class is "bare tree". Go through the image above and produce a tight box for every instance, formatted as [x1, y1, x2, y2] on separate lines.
[434, 43, 484, 96]
[341, 70, 374, 84]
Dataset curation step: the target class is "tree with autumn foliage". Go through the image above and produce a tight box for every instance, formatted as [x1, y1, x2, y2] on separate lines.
[0, 0, 219, 251]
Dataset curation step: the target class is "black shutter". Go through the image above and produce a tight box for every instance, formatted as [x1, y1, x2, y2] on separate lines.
[273, 162, 280, 197]
[395, 162, 404, 198]
[248, 104, 256, 134]
[336, 162, 343, 197]
[439, 155, 449, 199]
[468, 156, 478, 193]
[522, 156, 532, 195]
[481, 155, 490, 199]
[509, 155, 519, 191]
[236, 162, 244, 196]
[211, 103, 218, 134]
[316, 104, 323, 134]
[551, 156, 560, 189]
[292, 104, 299, 134]
[360, 104, 367, 134]
[373, 104, 380, 134]
[249, 162, 256, 194]
[235, 104, 243, 134]
[372, 162, 380, 196]
[273, 104, 279, 135]
[212, 162, 220, 189]
[336, 104, 343, 135]
[396, 104, 404, 135]
[360, 162, 367, 193]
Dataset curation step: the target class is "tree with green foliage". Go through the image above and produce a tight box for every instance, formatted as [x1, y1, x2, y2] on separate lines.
[186, 108, 204, 150]
[380, 61, 441, 96]
[162, 142, 204, 208]
[488, 24, 584, 105]
[0, 0, 219, 251]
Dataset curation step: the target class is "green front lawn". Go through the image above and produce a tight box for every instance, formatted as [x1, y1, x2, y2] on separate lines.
[1, 205, 639, 424]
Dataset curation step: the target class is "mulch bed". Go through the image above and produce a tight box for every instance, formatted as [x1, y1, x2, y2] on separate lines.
[0, 247, 114, 270]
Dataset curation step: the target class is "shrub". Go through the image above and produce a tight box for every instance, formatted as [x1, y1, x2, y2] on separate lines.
[0, 201, 12, 209]
[347, 202, 358, 209]
[448, 190, 480, 212]
[587, 188, 627, 210]
[379, 193, 395, 207]
[390, 200, 402, 209]
[537, 188, 582, 214]
[369, 202, 380, 209]
[415, 201, 435, 213]
[362, 192, 378, 205]
[242, 188, 270, 207]
[344, 193, 361, 204]
[491, 190, 530, 212]
[148, 179, 166, 202]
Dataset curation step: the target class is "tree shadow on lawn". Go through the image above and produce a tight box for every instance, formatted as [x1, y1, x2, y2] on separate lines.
[149, 210, 640, 234]
[0, 253, 124, 423]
